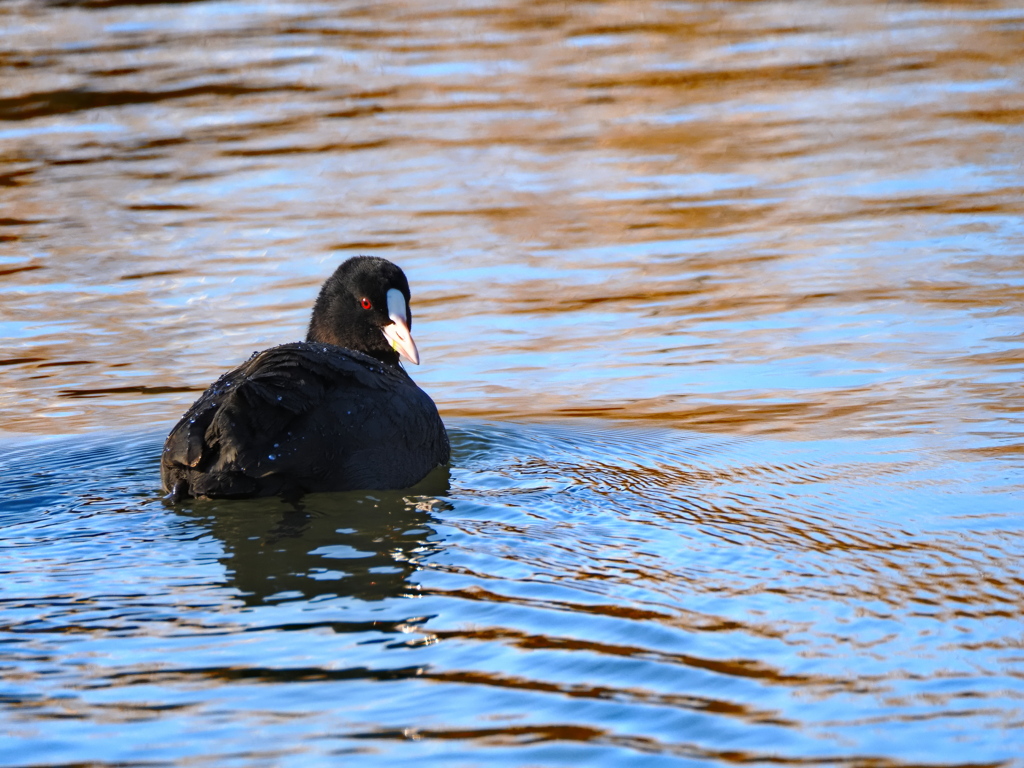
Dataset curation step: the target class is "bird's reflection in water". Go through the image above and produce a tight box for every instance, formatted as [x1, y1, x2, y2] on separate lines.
[173, 466, 451, 606]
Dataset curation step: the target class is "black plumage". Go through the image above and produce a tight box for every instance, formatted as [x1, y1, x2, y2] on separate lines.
[161, 257, 448, 499]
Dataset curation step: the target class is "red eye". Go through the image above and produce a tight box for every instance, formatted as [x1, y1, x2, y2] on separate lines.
[360, 298, 372, 310]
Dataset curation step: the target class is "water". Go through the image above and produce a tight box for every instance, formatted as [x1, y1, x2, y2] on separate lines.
[5, 424, 1021, 765]
[2, 0, 1023, 764]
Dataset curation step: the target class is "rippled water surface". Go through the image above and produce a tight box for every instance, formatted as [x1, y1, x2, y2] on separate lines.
[2, 0, 1024, 765]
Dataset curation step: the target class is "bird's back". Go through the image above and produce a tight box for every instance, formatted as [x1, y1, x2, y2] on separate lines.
[161, 342, 449, 499]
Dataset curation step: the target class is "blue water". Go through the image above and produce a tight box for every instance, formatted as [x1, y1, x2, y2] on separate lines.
[2, 0, 1024, 764]
[2, 421, 1022, 765]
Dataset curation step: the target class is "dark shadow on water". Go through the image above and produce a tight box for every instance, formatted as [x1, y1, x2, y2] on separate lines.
[170, 465, 452, 606]
[0, 424, 459, 609]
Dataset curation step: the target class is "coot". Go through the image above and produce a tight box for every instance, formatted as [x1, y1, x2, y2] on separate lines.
[161, 256, 449, 499]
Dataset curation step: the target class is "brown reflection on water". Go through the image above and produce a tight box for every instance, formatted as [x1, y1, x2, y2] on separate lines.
[0, 0, 1022, 442]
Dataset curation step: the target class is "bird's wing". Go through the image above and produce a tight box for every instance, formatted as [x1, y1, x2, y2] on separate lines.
[164, 343, 399, 480]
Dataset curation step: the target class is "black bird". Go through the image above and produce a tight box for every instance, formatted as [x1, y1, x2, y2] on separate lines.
[161, 256, 449, 499]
